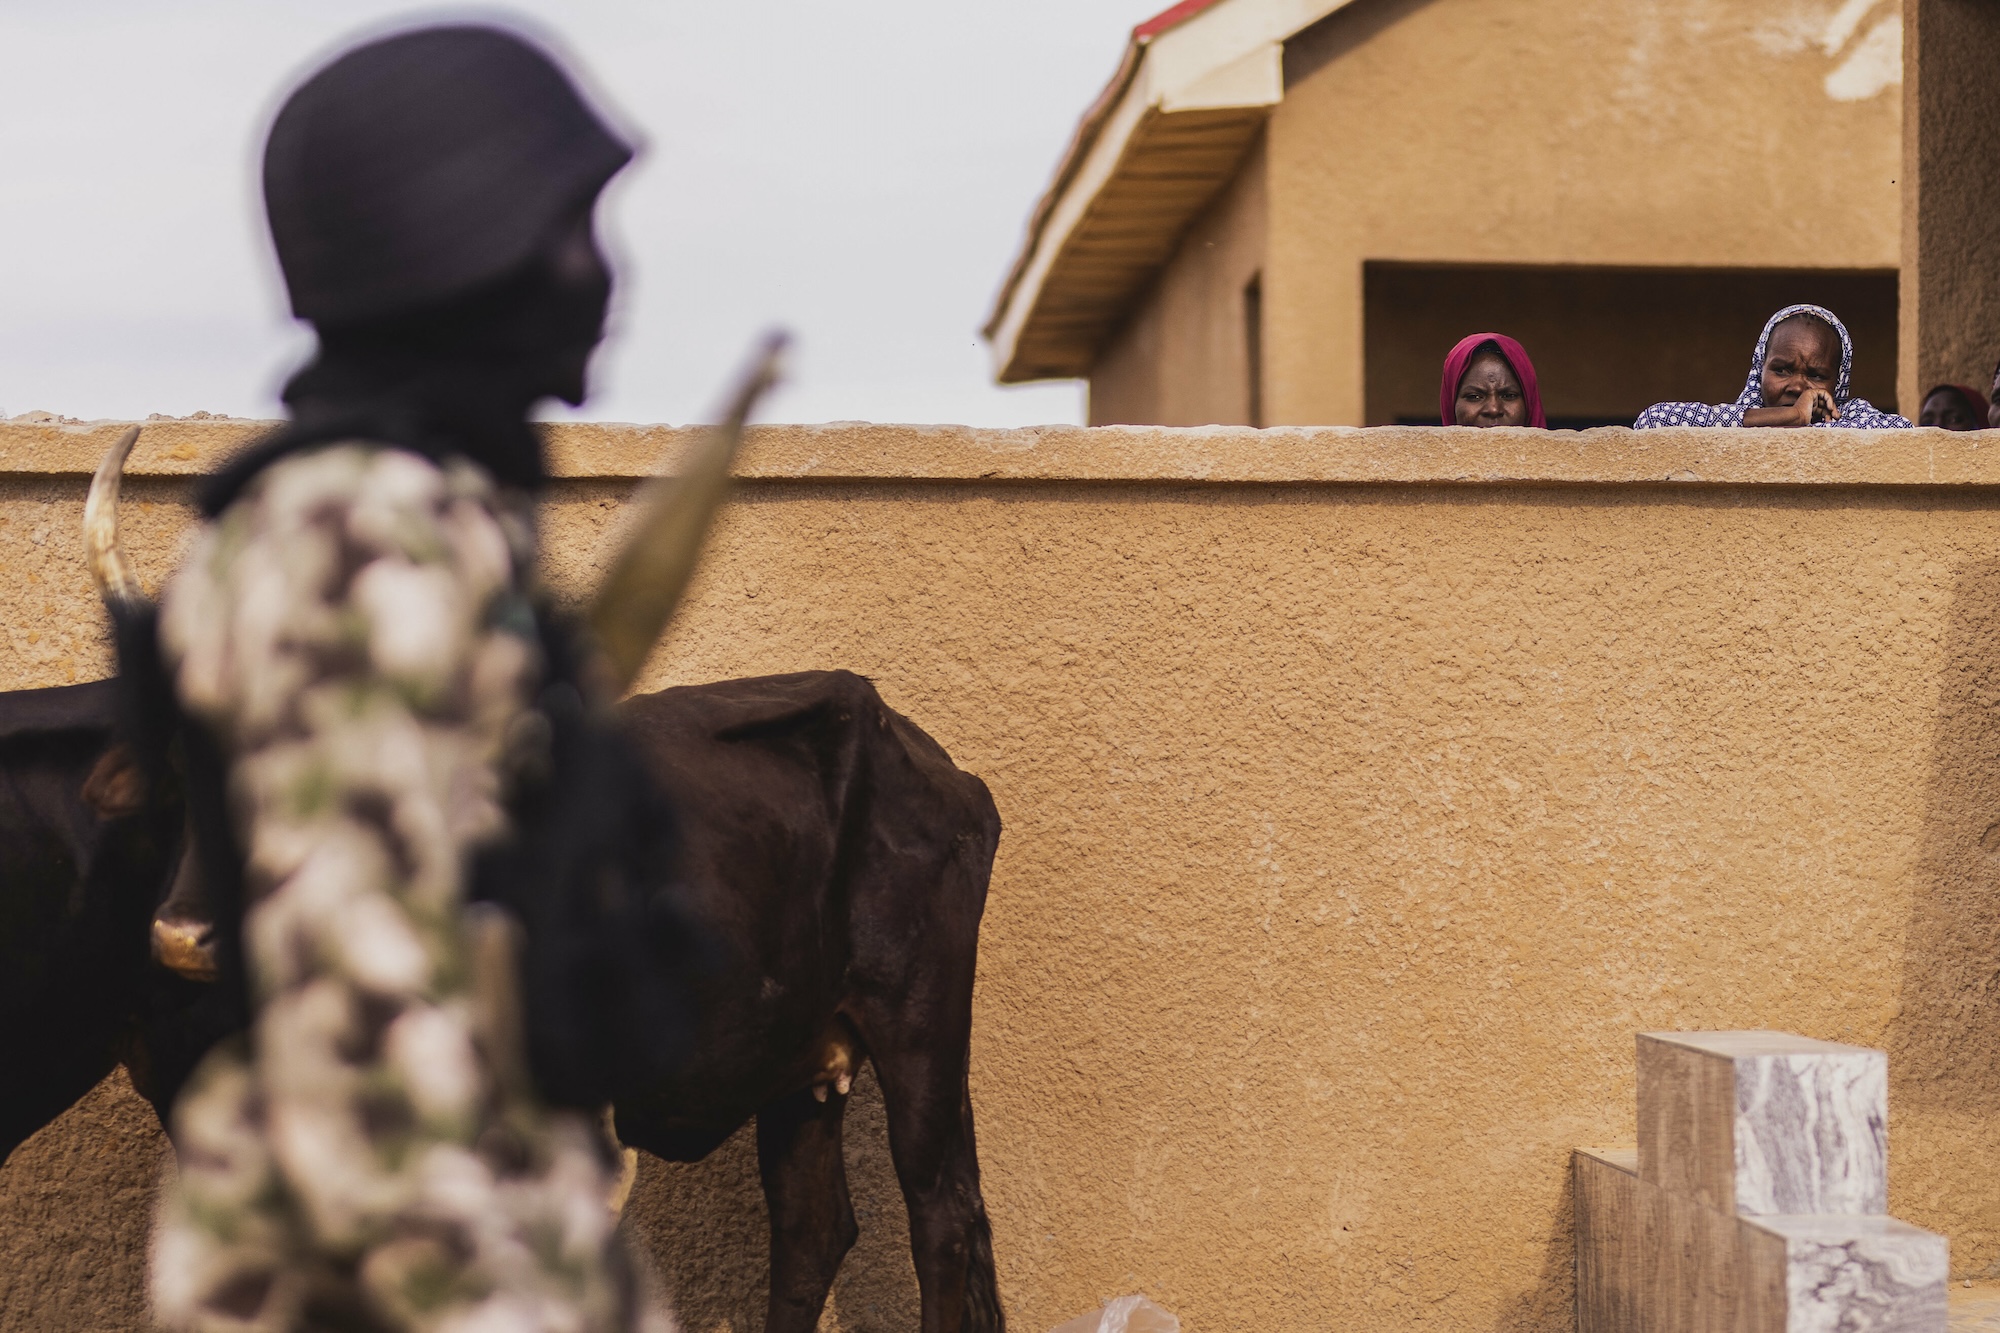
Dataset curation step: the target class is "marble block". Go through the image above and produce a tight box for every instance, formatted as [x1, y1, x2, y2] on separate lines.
[1639, 1031, 1887, 1215]
[1576, 1149, 1949, 1333]
[1740, 1216, 1948, 1333]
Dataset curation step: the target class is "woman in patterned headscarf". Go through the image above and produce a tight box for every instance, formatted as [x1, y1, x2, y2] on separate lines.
[1634, 304, 1911, 430]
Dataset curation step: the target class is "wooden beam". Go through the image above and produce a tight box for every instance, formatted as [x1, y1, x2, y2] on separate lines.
[997, 107, 1268, 383]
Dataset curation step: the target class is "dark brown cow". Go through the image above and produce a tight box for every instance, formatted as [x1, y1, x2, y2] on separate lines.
[0, 679, 181, 1164]
[610, 670, 1004, 1333]
[2, 668, 1006, 1333]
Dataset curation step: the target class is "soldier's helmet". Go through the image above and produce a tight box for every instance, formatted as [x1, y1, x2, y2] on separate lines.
[262, 24, 633, 328]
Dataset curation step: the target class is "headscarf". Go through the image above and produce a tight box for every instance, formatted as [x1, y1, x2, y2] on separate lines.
[1923, 382, 1992, 423]
[1440, 333, 1547, 428]
[1732, 303, 1853, 409]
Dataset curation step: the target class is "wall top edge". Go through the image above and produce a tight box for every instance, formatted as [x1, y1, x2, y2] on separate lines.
[1638, 1030, 1882, 1060]
[2, 418, 1999, 489]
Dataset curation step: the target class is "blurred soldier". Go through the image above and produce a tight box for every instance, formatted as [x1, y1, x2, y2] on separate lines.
[143, 24, 671, 1332]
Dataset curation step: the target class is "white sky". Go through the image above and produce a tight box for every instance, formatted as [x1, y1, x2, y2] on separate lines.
[0, 1, 1160, 426]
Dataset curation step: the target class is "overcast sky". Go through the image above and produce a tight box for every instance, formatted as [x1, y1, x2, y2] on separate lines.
[0, 1, 1160, 425]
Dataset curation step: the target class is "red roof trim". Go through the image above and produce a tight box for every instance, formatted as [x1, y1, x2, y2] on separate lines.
[982, 0, 1235, 341]
[1133, 0, 1228, 41]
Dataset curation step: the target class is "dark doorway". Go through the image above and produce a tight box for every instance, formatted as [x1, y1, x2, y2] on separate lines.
[1244, 272, 1264, 429]
[1366, 263, 1900, 428]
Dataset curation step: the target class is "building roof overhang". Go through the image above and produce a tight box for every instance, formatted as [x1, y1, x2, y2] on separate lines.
[983, 0, 1353, 384]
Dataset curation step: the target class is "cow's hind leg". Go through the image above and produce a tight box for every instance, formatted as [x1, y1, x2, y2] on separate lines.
[868, 1036, 1004, 1333]
[756, 1085, 859, 1333]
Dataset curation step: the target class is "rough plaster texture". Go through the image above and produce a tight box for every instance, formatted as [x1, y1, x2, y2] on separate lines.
[0, 1070, 168, 1331]
[11, 418, 2000, 1331]
[1899, 0, 2000, 414]
[1259, 0, 1902, 427]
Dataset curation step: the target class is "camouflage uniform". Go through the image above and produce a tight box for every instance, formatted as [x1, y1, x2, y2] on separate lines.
[149, 443, 656, 1333]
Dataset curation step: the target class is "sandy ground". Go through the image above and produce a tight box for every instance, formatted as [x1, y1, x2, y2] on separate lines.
[1953, 1283, 2000, 1331]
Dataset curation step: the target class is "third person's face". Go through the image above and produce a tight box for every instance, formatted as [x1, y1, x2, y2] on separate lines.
[1921, 389, 1982, 431]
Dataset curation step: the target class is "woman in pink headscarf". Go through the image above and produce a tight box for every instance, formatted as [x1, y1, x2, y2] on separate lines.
[1440, 333, 1547, 428]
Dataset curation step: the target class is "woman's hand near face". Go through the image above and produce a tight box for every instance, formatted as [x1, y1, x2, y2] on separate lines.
[1745, 317, 1843, 426]
[1744, 388, 1839, 427]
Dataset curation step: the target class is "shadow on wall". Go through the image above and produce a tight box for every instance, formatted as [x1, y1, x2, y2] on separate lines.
[1491, 1155, 1574, 1332]
[0, 1070, 166, 1331]
[1891, 556, 2000, 1274]
[621, 1063, 920, 1333]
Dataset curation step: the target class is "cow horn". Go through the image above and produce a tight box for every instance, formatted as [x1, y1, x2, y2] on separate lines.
[83, 425, 145, 610]
[585, 331, 787, 694]
[601, 1108, 640, 1218]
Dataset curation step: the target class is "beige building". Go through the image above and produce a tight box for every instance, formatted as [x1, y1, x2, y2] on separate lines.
[986, 0, 1910, 428]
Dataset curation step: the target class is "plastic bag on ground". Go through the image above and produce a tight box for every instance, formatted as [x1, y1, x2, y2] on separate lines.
[1048, 1294, 1181, 1333]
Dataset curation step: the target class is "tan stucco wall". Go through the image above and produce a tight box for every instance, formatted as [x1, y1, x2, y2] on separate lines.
[1263, 0, 1903, 427]
[1900, 0, 2000, 412]
[0, 1070, 167, 1331]
[9, 417, 2000, 1331]
[1088, 135, 1268, 429]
